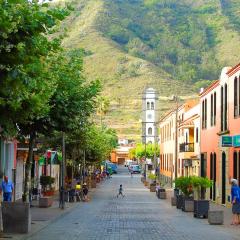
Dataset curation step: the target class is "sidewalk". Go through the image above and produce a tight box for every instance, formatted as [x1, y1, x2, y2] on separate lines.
[152, 187, 240, 236]
[0, 188, 97, 240]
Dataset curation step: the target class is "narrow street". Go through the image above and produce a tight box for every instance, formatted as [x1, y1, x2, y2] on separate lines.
[23, 166, 239, 240]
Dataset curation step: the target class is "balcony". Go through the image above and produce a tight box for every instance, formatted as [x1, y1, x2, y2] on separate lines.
[179, 143, 194, 152]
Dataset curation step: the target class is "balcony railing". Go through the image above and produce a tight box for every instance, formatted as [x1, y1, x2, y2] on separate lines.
[179, 143, 194, 152]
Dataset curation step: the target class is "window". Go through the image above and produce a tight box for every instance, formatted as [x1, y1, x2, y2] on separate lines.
[147, 102, 150, 110]
[205, 99, 207, 129]
[221, 86, 224, 131]
[234, 77, 238, 117]
[196, 127, 199, 143]
[151, 102, 154, 110]
[148, 127, 152, 135]
[202, 99, 208, 129]
[202, 100, 205, 129]
[211, 94, 213, 126]
[147, 114, 152, 120]
[224, 84, 228, 131]
[233, 151, 240, 185]
[214, 92, 216, 125]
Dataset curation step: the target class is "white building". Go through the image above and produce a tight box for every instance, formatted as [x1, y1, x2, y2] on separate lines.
[142, 88, 158, 144]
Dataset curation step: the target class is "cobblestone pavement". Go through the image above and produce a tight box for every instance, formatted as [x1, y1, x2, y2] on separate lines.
[25, 167, 240, 240]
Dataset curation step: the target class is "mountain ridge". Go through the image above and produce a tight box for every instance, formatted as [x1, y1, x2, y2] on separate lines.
[58, 0, 240, 139]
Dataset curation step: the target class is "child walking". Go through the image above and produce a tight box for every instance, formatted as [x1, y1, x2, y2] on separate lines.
[117, 184, 125, 198]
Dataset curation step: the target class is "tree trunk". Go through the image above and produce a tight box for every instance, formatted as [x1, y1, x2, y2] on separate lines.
[22, 132, 36, 202]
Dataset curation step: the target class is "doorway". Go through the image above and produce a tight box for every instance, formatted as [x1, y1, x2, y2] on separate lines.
[222, 152, 226, 204]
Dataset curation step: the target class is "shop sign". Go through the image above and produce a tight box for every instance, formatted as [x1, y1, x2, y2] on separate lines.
[221, 136, 232, 147]
[233, 135, 240, 147]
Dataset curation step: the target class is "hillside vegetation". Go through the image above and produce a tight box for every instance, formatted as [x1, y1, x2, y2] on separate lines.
[59, 0, 240, 139]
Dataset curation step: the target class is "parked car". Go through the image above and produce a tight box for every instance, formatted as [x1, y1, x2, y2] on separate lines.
[129, 164, 141, 173]
[107, 162, 118, 173]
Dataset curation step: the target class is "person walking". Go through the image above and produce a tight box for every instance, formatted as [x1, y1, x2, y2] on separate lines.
[75, 182, 82, 202]
[231, 179, 240, 225]
[117, 184, 125, 198]
[1, 176, 14, 202]
[82, 183, 89, 202]
[130, 170, 133, 178]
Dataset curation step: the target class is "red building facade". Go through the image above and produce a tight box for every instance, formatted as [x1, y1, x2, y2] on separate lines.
[200, 64, 240, 206]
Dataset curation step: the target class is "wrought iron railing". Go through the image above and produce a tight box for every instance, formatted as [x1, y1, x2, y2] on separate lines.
[179, 143, 194, 152]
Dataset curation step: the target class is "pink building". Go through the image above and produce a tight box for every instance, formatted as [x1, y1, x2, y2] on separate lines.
[200, 63, 240, 206]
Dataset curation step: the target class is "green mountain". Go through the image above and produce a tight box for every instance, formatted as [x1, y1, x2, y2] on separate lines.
[59, 0, 240, 140]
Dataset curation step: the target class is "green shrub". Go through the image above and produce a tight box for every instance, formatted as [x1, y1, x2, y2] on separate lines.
[191, 176, 212, 200]
[40, 176, 55, 187]
[148, 173, 156, 181]
[174, 176, 193, 197]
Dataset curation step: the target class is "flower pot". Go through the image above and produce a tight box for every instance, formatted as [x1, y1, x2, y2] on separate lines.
[182, 198, 194, 212]
[193, 200, 209, 218]
[144, 181, 149, 187]
[39, 197, 53, 208]
[208, 210, 224, 225]
[2, 202, 31, 233]
[156, 188, 166, 198]
[176, 195, 184, 209]
[159, 192, 167, 199]
[171, 197, 176, 206]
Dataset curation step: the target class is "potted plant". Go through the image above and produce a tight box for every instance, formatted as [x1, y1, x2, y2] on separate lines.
[175, 176, 194, 212]
[192, 176, 212, 218]
[39, 175, 55, 207]
[148, 173, 157, 192]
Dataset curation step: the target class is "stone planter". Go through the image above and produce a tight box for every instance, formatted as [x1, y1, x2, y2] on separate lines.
[2, 202, 31, 233]
[156, 188, 166, 199]
[182, 198, 194, 212]
[171, 197, 176, 206]
[159, 192, 167, 199]
[193, 200, 209, 218]
[208, 210, 224, 225]
[39, 197, 53, 208]
[176, 195, 184, 209]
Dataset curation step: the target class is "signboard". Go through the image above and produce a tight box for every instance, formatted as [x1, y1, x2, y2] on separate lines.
[221, 136, 232, 147]
[233, 135, 240, 147]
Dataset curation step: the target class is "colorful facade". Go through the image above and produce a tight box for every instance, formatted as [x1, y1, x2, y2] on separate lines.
[159, 99, 199, 186]
[199, 63, 240, 206]
[178, 103, 200, 177]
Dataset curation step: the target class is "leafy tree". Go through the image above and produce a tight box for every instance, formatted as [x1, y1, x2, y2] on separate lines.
[135, 143, 160, 159]
[0, 0, 70, 136]
[0, 0, 70, 201]
[18, 49, 100, 201]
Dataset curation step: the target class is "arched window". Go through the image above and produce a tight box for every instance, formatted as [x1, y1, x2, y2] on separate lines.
[148, 127, 152, 135]
[151, 102, 154, 110]
[224, 84, 228, 131]
[147, 102, 150, 110]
